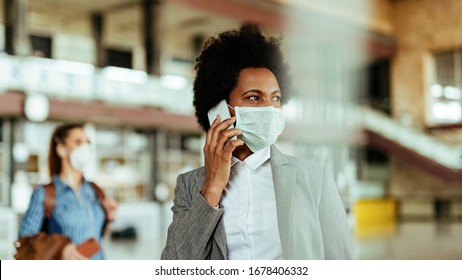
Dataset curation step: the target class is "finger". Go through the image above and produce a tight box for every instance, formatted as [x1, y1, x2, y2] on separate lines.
[216, 128, 241, 151]
[223, 138, 245, 157]
[209, 115, 230, 149]
[75, 252, 88, 260]
[210, 117, 236, 151]
[216, 116, 236, 130]
[72, 247, 89, 260]
[102, 199, 112, 209]
[205, 114, 221, 148]
[105, 198, 117, 208]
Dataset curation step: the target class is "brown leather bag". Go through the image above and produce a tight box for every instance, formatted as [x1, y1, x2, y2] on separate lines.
[14, 232, 71, 260]
[14, 182, 108, 260]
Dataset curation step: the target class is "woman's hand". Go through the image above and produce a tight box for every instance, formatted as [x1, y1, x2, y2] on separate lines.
[61, 243, 88, 260]
[102, 198, 118, 221]
[201, 115, 244, 207]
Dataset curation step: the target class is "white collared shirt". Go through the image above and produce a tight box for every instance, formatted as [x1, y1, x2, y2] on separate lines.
[221, 146, 283, 260]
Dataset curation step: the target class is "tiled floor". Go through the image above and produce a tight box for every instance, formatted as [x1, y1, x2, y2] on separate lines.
[6, 201, 461, 260]
[103, 237, 165, 260]
[354, 221, 462, 260]
[9, 201, 456, 260]
[103, 219, 462, 260]
[102, 201, 171, 260]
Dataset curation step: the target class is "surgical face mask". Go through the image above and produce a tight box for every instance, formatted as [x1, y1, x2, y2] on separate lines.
[70, 144, 92, 172]
[229, 105, 285, 152]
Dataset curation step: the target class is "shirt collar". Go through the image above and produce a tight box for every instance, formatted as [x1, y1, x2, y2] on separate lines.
[52, 175, 89, 191]
[231, 146, 271, 170]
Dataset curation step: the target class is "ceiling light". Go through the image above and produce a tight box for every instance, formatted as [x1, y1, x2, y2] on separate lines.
[24, 93, 50, 122]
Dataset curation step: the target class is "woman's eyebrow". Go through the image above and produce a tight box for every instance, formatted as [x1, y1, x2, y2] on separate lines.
[241, 89, 281, 95]
[241, 89, 262, 95]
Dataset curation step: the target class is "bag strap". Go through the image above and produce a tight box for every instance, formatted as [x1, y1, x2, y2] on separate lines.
[41, 181, 108, 236]
[40, 183, 55, 233]
[43, 183, 56, 219]
[90, 182, 110, 235]
[90, 182, 106, 204]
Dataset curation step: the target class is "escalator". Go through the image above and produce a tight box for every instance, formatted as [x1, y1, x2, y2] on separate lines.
[354, 107, 462, 236]
[362, 107, 462, 181]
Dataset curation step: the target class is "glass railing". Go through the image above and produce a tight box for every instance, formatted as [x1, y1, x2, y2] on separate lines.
[0, 54, 194, 115]
[362, 107, 462, 169]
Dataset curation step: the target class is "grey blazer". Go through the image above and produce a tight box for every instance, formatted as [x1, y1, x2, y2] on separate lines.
[161, 145, 354, 260]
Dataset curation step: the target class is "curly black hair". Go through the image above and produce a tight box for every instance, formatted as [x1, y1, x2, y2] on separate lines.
[193, 23, 291, 131]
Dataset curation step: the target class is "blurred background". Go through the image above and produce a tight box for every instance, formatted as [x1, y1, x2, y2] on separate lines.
[1, 0, 462, 260]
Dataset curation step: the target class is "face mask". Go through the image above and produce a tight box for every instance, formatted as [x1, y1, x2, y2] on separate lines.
[70, 144, 92, 172]
[230, 105, 285, 152]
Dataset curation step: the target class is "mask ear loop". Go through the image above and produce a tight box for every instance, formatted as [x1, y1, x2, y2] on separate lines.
[227, 104, 239, 128]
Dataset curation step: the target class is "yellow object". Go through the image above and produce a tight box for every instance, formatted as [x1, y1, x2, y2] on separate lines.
[353, 198, 397, 238]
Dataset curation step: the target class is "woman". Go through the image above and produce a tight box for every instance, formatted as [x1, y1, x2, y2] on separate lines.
[161, 24, 354, 260]
[19, 124, 117, 260]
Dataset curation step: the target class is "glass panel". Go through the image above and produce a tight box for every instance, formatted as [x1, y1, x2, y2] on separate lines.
[431, 50, 462, 124]
[435, 51, 456, 87]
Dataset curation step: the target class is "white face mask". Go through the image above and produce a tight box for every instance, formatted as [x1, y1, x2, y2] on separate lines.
[70, 144, 92, 172]
[230, 105, 285, 152]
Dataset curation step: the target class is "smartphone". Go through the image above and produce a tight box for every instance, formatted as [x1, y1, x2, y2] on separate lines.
[76, 238, 100, 258]
[207, 100, 237, 140]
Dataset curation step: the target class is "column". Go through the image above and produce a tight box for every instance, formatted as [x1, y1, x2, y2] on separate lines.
[91, 13, 105, 68]
[4, 0, 31, 56]
[143, 0, 161, 75]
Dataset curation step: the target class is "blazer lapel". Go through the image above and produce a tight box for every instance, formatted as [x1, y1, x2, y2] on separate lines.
[270, 145, 297, 259]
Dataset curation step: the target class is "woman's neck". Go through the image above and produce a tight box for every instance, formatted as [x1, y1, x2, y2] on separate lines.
[59, 164, 83, 189]
[232, 144, 253, 161]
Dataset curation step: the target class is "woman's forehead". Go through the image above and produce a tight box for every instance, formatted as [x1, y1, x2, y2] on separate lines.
[66, 128, 88, 140]
[235, 68, 280, 91]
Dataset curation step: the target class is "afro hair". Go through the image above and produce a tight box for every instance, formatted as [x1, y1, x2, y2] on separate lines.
[192, 23, 291, 131]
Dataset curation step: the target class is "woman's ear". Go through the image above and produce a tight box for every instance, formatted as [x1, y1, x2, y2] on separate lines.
[56, 144, 67, 158]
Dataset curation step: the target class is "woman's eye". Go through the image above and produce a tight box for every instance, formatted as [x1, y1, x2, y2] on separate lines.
[248, 96, 259, 101]
[272, 96, 281, 102]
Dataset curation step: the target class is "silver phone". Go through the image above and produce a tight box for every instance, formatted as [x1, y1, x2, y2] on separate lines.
[207, 99, 237, 140]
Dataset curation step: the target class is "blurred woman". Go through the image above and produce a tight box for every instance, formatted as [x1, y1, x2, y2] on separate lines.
[19, 124, 117, 260]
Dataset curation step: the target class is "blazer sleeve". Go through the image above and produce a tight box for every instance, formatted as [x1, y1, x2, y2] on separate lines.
[18, 186, 46, 237]
[161, 172, 223, 260]
[318, 166, 355, 259]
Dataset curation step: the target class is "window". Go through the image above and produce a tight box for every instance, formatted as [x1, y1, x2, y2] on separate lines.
[105, 48, 133, 69]
[431, 51, 462, 123]
[29, 35, 52, 58]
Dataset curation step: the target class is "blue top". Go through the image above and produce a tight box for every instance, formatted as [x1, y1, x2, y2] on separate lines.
[19, 175, 106, 260]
